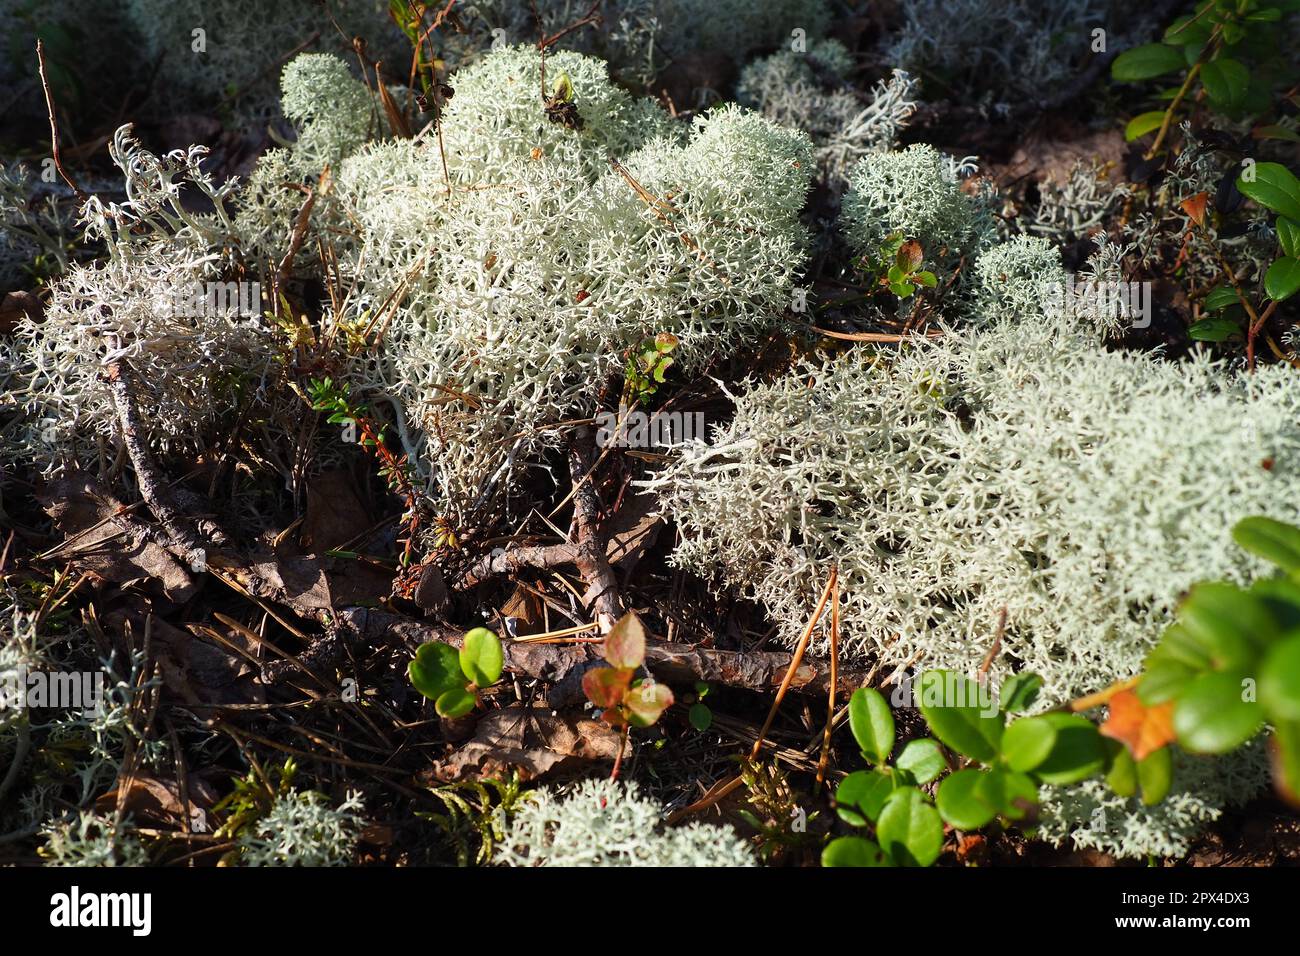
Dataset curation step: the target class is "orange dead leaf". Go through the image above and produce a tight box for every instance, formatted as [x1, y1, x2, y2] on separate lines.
[1181, 192, 1208, 227]
[1100, 688, 1176, 761]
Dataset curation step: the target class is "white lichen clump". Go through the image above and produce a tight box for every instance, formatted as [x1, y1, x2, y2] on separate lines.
[329, 45, 813, 516]
[40, 811, 151, 867]
[497, 779, 755, 866]
[840, 144, 989, 263]
[237, 789, 365, 867]
[737, 40, 919, 180]
[1036, 745, 1271, 859]
[654, 237, 1300, 703]
[8, 127, 273, 467]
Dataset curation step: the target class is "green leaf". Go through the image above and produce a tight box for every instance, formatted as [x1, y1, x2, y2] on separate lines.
[1260, 633, 1300, 722]
[688, 702, 713, 731]
[603, 611, 646, 669]
[1278, 218, 1300, 259]
[1254, 125, 1300, 144]
[1138, 656, 1198, 706]
[1265, 257, 1300, 301]
[1188, 317, 1242, 341]
[1235, 516, 1300, 575]
[1273, 719, 1300, 803]
[435, 686, 476, 718]
[876, 788, 943, 867]
[625, 680, 673, 727]
[977, 768, 1038, 821]
[1237, 162, 1300, 223]
[1246, 7, 1283, 22]
[459, 627, 503, 688]
[1106, 742, 1138, 797]
[1001, 715, 1058, 772]
[936, 769, 997, 830]
[408, 642, 464, 701]
[1162, 15, 1212, 49]
[1125, 111, 1167, 141]
[1203, 285, 1241, 311]
[1201, 58, 1249, 111]
[1033, 713, 1108, 785]
[999, 672, 1043, 713]
[889, 280, 916, 298]
[821, 836, 887, 867]
[1137, 746, 1174, 806]
[916, 670, 1003, 763]
[896, 738, 947, 784]
[848, 687, 895, 764]
[1173, 671, 1264, 753]
[1112, 43, 1187, 81]
[1177, 581, 1273, 670]
[835, 769, 894, 825]
[914, 270, 938, 288]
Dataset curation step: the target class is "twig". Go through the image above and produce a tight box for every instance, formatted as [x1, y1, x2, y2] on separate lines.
[815, 572, 840, 787]
[667, 567, 838, 824]
[106, 354, 224, 567]
[977, 607, 1007, 680]
[36, 39, 87, 205]
[565, 425, 624, 626]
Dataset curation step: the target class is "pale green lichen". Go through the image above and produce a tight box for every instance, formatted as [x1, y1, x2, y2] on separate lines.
[237, 789, 365, 867]
[331, 47, 813, 517]
[497, 779, 755, 867]
[1036, 745, 1271, 859]
[653, 238, 1300, 704]
[737, 40, 919, 181]
[40, 811, 151, 867]
[840, 144, 991, 263]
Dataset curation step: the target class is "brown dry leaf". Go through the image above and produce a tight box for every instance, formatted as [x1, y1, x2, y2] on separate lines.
[300, 467, 375, 551]
[0, 290, 42, 333]
[95, 773, 218, 830]
[1100, 689, 1176, 761]
[39, 471, 197, 604]
[426, 704, 621, 783]
[604, 486, 663, 571]
[1181, 192, 1209, 227]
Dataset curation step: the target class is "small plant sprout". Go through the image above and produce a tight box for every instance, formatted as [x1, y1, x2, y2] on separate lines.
[622, 332, 680, 405]
[688, 682, 713, 732]
[868, 234, 938, 299]
[409, 628, 505, 718]
[582, 612, 674, 778]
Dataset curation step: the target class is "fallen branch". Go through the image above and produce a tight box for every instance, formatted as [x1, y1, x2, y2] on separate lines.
[565, 424, 624, 626]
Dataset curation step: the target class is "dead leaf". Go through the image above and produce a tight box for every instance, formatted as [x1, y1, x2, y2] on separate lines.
[95, 772, 218, 830]
[39, 471, 197, 604]
[0, 290, 42, 333]
[426, 704, 621, 783]
[1100, 689, 1176, 761]
[1181, 192, 1209, 227]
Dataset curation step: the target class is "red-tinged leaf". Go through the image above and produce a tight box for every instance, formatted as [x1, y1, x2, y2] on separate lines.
[1181, 192, 1208, 227]
[896, 239, 924, 272]
[1100, 689, 1177, 761]
[583, 666, 631, 709]
[625, 681, 674, 727]
[603, 611, 646, 669]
